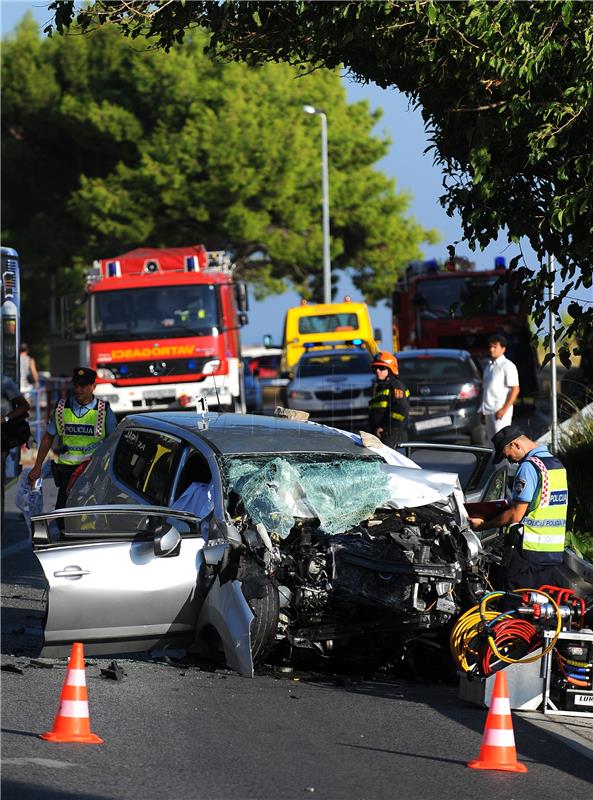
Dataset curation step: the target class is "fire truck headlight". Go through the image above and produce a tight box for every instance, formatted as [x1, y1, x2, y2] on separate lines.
[96, 367, 116, 381]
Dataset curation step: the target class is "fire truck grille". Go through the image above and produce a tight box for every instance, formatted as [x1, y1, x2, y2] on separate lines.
[98, 358, 210, 381]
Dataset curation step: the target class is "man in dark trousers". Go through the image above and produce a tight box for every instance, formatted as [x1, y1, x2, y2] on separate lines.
[28, 367, 117, 508]
[468, 424, 568, 591]
[368, 351, 410, 447]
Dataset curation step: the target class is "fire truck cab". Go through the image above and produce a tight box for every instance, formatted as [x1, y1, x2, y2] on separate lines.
[86, 246, 248, 414]
[392, 255, 540, 405]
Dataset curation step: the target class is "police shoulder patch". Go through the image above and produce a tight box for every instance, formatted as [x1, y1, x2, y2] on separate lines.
[514, 477, 527, 494]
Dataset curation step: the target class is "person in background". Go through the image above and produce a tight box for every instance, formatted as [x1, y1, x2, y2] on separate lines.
[479, 333, 520, 440]
[1, 373, 30, 512]
[468, 425, 568, 591]
[19, 342, 39, 401]
[28, 367, 117, 509]
[368, 351, 410, 447]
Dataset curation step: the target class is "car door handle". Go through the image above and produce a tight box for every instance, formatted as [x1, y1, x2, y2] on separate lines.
[53, 566, 90, 579]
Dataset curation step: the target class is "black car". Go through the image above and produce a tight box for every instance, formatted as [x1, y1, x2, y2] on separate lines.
[396, 348, 486, 444]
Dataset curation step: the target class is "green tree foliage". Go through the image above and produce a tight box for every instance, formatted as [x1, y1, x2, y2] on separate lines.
[1, 13, 436, 346]
[46, 0, 593, 360]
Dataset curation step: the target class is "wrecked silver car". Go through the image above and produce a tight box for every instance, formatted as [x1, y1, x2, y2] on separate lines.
[32, 412, 492, 676]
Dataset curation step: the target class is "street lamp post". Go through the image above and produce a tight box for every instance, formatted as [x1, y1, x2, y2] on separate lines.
[303, 104, 331, 304]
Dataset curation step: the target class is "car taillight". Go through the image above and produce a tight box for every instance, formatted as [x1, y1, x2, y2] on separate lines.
[458, 382, 479, 400]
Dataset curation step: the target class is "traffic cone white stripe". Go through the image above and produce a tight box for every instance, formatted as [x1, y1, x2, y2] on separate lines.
[483, 728, 516, 748]
[65, 669, 87, 687]
[59, 699, 90, 718]
[490, 696, 511, 715]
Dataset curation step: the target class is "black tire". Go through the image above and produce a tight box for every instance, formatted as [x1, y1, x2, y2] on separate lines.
[248, 578, 280, 664]
[237, 558, 280, 664]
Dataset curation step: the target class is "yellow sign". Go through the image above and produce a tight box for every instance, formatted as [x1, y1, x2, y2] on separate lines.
[111, 345, 195, 360]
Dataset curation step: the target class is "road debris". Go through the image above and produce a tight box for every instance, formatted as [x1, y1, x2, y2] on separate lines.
[100, 661, 126, 681]
[1, 663, 24, 675]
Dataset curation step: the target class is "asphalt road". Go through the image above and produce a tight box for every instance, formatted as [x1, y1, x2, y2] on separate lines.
[2, 483, 592, 800]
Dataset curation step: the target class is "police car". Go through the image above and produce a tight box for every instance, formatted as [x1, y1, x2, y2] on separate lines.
[285, 342, 374, 429]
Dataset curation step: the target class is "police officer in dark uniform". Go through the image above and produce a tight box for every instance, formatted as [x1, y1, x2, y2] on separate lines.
[28, 367, 117, 508]
[368, 351, 410, 447]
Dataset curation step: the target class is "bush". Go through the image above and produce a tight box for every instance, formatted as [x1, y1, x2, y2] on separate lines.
[558, 417, 593, 553]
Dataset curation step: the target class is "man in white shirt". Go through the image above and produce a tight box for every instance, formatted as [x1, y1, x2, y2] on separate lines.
[480, 333, 520, 440]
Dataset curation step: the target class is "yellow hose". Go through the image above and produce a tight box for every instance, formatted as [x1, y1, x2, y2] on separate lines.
[450, 588, 563, 673]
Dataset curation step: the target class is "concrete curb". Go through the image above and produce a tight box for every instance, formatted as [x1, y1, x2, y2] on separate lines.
[521, 711, 593, 762]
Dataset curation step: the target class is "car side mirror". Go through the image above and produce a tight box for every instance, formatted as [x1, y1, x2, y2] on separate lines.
[153, 523, 182, 557]
[263, 334, 273, 348]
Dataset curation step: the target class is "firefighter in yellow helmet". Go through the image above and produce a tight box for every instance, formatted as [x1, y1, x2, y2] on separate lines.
[368, 351, 410, 446]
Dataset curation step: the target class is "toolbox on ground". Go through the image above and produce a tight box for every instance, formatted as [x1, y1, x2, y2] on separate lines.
[542, 630, 593, 717]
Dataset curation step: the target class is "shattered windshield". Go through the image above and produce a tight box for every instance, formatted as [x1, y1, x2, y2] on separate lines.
[223, 455, 391, 538]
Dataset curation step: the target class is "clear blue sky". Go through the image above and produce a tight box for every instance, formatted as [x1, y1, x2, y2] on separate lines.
[2, 1, 589, 349]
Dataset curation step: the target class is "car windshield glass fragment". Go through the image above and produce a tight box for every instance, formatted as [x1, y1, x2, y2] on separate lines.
[297, 353, 372, 378]
[223, 456, 390, 538]
[90, 284, 219, 340]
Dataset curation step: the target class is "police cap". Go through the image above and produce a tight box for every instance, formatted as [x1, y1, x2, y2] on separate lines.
[72, 367, 97, 386]
[491, 424, 525, 464]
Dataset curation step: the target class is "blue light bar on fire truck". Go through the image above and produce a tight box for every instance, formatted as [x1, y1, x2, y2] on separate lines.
[106, 260, 122, 277]
[185, 255, 200, 272]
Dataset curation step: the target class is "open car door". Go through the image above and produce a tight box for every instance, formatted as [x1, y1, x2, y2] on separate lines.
[394, 442, 495, 501]
[32, 505, 208, 658]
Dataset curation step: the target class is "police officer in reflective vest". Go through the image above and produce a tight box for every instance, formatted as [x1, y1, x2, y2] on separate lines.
[368, 351, 410, 447]
[468, 424, 568, 591]
[28, 367, 117, 508]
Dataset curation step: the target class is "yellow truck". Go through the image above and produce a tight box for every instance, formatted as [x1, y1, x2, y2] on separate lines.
[278, 299, 379, 374]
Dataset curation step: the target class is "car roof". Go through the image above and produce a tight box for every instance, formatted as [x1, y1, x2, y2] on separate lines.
[124, 412, 376, 457]
[396, 348, 472, 359]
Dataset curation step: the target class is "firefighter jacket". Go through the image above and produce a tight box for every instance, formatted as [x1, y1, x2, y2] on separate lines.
[54, 397, 109, 466]
[368, 375, 410, 434]
[519, 453, 568, 556]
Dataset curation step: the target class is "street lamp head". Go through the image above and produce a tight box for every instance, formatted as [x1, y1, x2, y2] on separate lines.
[302, 104, 317, 115]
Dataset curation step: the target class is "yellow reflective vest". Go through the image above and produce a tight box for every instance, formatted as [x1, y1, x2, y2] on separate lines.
[55, 398, 108, 466]
[521, 454, 568, 555]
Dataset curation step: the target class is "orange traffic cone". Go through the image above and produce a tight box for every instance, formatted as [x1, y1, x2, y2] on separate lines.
[468, 670, 527, 773]
[40, 642, 103, 744]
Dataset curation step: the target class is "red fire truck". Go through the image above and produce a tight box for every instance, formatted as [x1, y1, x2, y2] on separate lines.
[392, 255, 539, 403]
[84, 245, 248, 414]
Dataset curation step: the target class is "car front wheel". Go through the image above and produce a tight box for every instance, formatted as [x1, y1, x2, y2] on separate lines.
[238, 558, 280, 664]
